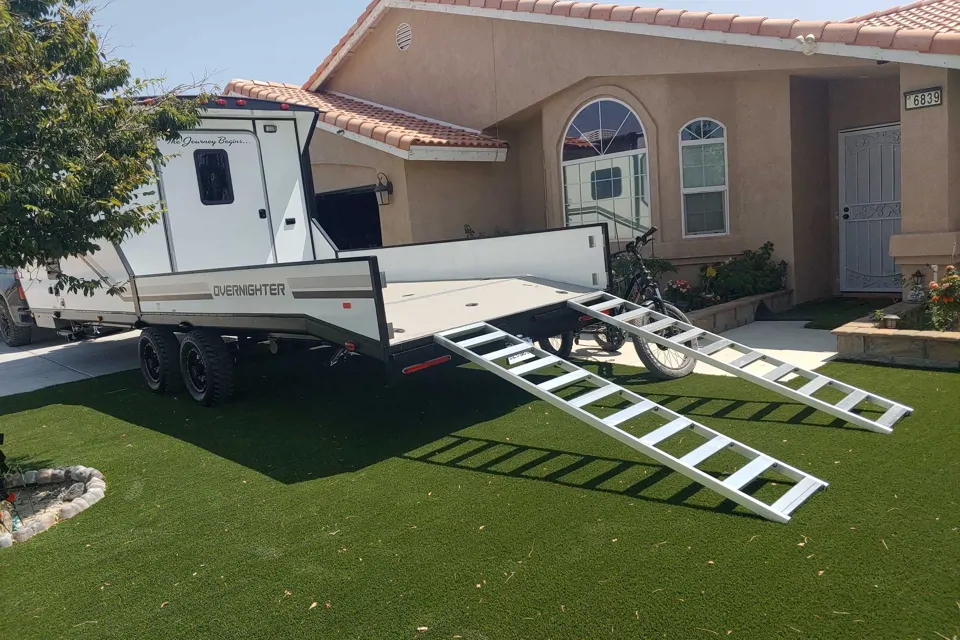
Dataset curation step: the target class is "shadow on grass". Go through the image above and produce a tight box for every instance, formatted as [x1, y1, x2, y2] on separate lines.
[402, 434, 768, 521]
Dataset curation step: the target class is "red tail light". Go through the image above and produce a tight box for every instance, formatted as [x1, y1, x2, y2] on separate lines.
[344, 342, 357, 352]
[236, 99, 247, 106]
[280, 103, 290, 110]
[402, 355, 452, 375]
[216, 98, 227, 106]
[14, 270, 25, 300]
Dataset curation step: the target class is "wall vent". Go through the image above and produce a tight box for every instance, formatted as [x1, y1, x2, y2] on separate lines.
[396, 23, 413, 51]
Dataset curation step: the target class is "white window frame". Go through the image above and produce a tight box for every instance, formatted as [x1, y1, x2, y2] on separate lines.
[679, 118, 730, 239]
[560, 98, 651, 240]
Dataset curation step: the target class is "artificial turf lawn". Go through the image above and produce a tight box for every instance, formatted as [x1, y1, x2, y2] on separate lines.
[0, 352, 957, 639]
[760, 297, 899, 330]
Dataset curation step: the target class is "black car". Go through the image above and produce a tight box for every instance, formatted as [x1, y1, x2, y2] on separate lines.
[0, 268, 33, 347]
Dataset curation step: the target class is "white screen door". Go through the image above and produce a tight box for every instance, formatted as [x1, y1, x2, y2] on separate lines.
[838, 124, 902, 292]
[158, 131, 275, 272]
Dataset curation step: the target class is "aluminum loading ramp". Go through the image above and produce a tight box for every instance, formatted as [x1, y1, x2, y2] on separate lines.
[569, 292, 913, 434]
[435, 323, 827, 523]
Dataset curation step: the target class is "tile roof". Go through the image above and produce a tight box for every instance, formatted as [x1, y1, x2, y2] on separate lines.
[845, 0, 960, 33]
[224, 79, 508, 152]
[303, 0, 960, 91]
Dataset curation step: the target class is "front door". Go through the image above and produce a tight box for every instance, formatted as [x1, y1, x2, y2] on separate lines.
[158, 130, 275, 272]
[838, 124, 902, 292]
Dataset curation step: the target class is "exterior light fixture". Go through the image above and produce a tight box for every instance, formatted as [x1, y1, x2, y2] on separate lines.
[907, 269, 926, 303]
[913, 270, 924, 287]
[374, 173, 393, 206]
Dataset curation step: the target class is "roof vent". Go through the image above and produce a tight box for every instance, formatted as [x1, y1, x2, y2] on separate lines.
[396, 23, 413, 51]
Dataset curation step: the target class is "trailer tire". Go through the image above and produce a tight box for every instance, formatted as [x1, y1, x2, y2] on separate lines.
[0, 302, 32, 347]
[179, 330, 235, 406]
[538, 332, 574, 360]
[139, 327, 183, 394]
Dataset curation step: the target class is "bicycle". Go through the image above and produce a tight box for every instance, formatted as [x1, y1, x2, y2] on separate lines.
[539, 226, 697, 380]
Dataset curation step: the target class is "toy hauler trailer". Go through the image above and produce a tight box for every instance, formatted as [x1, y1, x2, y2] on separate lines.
[18, 97, 914, 523]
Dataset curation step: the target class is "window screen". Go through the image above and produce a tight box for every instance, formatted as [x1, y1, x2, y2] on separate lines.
[194, 149, 234, 205]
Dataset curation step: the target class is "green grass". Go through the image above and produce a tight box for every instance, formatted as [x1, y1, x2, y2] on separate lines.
[0, 352, 957, 639]
[761, 297, 899, 330]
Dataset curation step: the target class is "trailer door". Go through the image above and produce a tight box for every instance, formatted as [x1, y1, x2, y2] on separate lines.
[159, 131, 275, 272]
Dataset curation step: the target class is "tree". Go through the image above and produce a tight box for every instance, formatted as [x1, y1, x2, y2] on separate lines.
[0, 0, 210, 295]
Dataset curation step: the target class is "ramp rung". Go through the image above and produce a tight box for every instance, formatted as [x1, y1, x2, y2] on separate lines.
[698, 339, 732, 356]
[770, 477, 824, 517]
[730, 351, 765, 369]
[437, 323, 487, 339]
[835, 390, 869, 413]
[484, 343, 533, 362]
[763, 363, 796, 382]
[613, 308, 653, 323]
[458, 331, 507, 349]
[603, 400, 656, 427]
[723, 455, 775, 490]
[589, 299, 624, 313]
[509, 355, 560, 377]
[639, 418, 692, 446]
[643, 318, 678, 333]
[877, 405, 911, 429]
[671, 328, 705, 345]
[680, 436, 732, 467]
[569, 385, 621, 409]
[538, 370, 591, 393]
[798, 376, 830, 396]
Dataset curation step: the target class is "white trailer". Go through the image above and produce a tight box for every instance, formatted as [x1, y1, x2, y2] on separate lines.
[17, 97, 912, 523]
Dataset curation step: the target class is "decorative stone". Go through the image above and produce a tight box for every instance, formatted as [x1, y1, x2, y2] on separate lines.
[33, 513, 56, 533]
[72, 498, 90, 512]
[85, 488, 105, 502]
[82, 492, 101, 506]
[59, 503, 82, 519]
[49, 469, 65, 483]
[87, 479, 106, 492]
[70, 467, 91, 483]
[22, 470, 37, 485]
[4, 472, 23, 488]
[13, 527, 35, 543]
[62, 483, 85, 501]
[89, 469, 104, 481]
[0, 534, 11, 548]
[36, 469, 53, 484]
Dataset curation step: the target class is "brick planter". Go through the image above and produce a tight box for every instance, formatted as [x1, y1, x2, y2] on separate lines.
[833, 302, 960, 369]
[687, 290, 793, 334]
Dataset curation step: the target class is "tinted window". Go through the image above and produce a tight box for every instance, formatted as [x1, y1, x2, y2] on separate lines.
[590, 167, 622, 200]
[194, 149, 234, 205]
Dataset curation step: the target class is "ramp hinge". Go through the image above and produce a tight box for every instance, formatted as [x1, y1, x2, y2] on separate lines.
[387, 322, 395, 340]
[380, 271, 388, 288]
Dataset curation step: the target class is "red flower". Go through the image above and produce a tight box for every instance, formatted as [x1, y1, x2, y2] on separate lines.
[930, 282, 939, 289]
[931, 296, 940, 302]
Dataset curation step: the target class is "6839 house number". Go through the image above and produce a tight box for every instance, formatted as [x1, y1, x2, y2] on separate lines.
[904, 87, 943, 111]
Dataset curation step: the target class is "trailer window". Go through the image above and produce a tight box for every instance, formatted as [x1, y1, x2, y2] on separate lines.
[194, 149, 234, 205]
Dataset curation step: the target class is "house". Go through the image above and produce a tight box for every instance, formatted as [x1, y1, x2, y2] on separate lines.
[226, 0, 960, 304]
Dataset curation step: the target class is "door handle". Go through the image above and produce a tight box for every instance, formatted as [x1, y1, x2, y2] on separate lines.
[285, 218, 296, 226]
[258, 209, 267, 219]
[842, 214, 850, 220]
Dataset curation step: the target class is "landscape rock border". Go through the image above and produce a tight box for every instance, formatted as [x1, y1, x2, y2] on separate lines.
[0, 466, 106, 548]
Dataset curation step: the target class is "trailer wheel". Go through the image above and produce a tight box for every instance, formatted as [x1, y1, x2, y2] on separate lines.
[139, 327, 183, 394]
[179, 330, 235, 406]
[538, 332, 574, 360]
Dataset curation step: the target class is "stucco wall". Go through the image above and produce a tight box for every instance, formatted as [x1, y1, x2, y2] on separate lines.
[327, 9, 865, 130]
[403, 158, 522, 243]
[791, 77, 833, 303]
[309, 130, 413, 245]
[537, 72, 797, 281]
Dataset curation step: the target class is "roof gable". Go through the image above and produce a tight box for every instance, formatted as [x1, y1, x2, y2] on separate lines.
[304, 0, 960, 92]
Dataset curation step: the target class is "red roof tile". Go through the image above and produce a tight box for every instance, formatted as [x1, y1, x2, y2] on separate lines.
[845, 0, 960, 33]
[303, 0, 960, 92]
[225, 79, 508, 152]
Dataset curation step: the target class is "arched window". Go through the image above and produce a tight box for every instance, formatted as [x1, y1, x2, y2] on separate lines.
[680, 118, 728, 237]
[562, 99, 650, 243]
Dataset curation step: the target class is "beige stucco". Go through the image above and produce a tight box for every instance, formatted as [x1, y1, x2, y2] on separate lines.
[328, 9, 866, 130]
[304, 6, 960, 302]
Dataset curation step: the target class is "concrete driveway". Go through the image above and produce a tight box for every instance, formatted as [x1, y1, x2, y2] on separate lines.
[0, 329, 140, 398]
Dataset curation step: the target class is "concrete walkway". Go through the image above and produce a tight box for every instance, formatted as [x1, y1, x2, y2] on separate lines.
[0, 330, 140, 398]
[571, 321, 838, 377]
[0, 321, 838, 398]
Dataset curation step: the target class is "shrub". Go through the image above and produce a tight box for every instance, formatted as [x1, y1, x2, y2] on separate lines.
[928, 265, 959, 331]
[701, 242, 787, 302]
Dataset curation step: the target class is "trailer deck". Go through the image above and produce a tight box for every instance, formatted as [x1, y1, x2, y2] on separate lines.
[384, 277, 592, 345]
